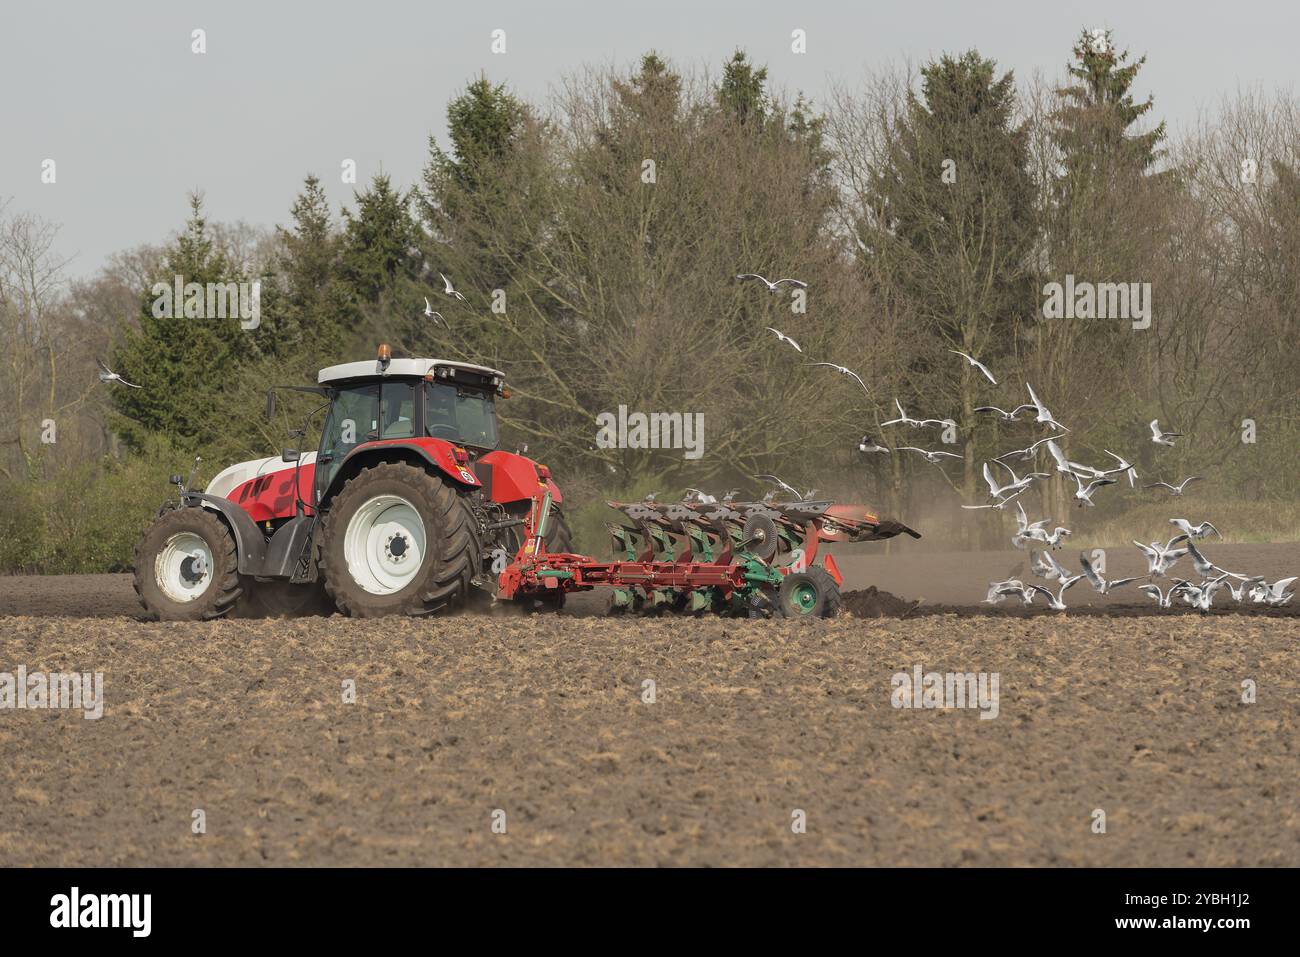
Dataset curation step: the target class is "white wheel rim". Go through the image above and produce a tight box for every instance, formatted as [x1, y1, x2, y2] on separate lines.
[156, 532, 215, 603]
[343, 494, 427, 595]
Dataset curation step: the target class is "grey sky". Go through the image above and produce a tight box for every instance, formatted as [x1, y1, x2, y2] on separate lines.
[2, 0, 1294, 278]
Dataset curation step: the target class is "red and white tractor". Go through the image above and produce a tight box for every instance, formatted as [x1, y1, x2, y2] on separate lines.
[135, 347, 921, 621]
[134, 347, 568, 620]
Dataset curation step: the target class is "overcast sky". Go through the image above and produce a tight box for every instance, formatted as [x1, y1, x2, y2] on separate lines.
[2, 0, 1296, 278]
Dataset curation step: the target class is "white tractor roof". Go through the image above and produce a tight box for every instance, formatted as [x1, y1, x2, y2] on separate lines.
[317, 358, 505, 384]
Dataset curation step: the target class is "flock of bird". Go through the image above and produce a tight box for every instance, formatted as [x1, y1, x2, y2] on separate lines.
[744, 277, 1293, 614]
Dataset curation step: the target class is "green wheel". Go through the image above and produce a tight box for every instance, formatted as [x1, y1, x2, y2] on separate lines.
[776, 567, 842, 619]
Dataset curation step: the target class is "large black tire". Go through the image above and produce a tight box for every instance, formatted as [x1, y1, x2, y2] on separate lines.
[775, 567, 842, 619]
[319, 462, 479, 618]
[133, 506, 244, 621]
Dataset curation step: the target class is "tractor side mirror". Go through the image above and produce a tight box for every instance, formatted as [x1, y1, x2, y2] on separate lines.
[265, 390, 276, 420]
[281, 448, 300, 463]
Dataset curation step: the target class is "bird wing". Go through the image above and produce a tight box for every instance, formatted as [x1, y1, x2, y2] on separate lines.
[982, 462, 998, 495]
[1149, 420, 1161, 438]
[1077, 551, 1104, 588]
[774, 278, 807, 288]
[96, 357, 113, 375]
[1179, 476, 1202, 490]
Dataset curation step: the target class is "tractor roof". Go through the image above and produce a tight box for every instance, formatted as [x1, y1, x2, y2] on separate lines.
[317, 357, 505, 385]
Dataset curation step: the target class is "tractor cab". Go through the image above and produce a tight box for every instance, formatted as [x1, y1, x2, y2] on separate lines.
[312, 352, 508, 501]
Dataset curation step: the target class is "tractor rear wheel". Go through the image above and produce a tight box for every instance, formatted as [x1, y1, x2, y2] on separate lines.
[134, 506, 244, 621]
[776, 567, 842, 619]
[320, 462, 478, 617]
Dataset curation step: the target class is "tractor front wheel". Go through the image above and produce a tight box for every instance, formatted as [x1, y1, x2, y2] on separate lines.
[320, 462, 478, 617]
[133, 506, 244, 621]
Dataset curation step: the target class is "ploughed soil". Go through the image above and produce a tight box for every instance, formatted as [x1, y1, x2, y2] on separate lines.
[0, 543, 1296, 866]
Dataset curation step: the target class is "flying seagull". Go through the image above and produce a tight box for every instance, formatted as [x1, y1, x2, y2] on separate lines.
[1133, 538, 1189, 578]
[809, 362, 869, 396]
[881, 399, 948, 428]
[96, 358, 142, 389]
[1077, 551, 1139, 595]
[423, 297, 449, 328]
[899, 446, 963, 466]
[949, 349, 997, 385]
[1024, 383, 1070, 432]
[961, 487, 1027, 510]
[1072, 474, 1116, 507]
[755, 474, 802, 499]
[994, 434, 1065, 463]
[765, 327, 802, 352]
[975, 404, 1032, 423]
[1100, 450, 1138, 488]
[1169, 519, 1221, 541]
[984, 579, 1031, 605]
[1149, 419, 1183, 446]
[439, 272, 468, 303]
[858, 435, 890, 454]
[1249, 577, 1297, 606]
[1140, 582, 1189, 609]
[1143, 476, 1202, 496]
[1028, 576, 1084, 611]
[736, 273, 807, 292]
[1030, 549, 1076, 585]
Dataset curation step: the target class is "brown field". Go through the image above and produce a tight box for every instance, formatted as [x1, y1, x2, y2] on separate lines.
[0, 544, 1297, 867]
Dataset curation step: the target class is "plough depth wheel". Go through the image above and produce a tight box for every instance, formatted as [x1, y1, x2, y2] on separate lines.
[776, 567, 841, 619]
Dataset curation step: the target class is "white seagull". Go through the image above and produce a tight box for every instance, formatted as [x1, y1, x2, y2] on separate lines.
[439, 272, 468, 302]
[96, 358, 142, 389]
[1169, 519, 1221, 541]
[984, 579, 1032, 605]
[881, 399, 948, 428]
[755, 474, 801, 498]
[1100, 450, 1138, 488]
[1133, 538, 1189, 578]
[809, 362, 870, 396]
[900, 446, 963, 466]
[1028, 576, 1084, 610]
[1024, 383, 1070, 432]
[994, 434, 1065, 463]
[1143, 476, 1202, 496]
[1077, 551, 1140, 594]
[765, 327, 802, 352]
[975, 403, 1036, 422]
[1140, 582, 1189, 609]
[1149, 419, 1183, 446]
[1249, 577, 1297, 606]
[1072, 474, 1117, 507]
[423, 297, 449, 328]
[736, 273, 807, 292]
[1031, 549, 1076, 585]
[949, 349, 997, 385]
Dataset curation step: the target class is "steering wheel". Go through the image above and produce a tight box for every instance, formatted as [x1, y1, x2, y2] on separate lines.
[428, 423, 460, 440]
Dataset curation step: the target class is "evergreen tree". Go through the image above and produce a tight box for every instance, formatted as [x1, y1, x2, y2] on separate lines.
[277, 174, 355, 356]
[110, 194, 261, 450]
[717, 50, 769, 126]
[340, 173, 421, 304]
